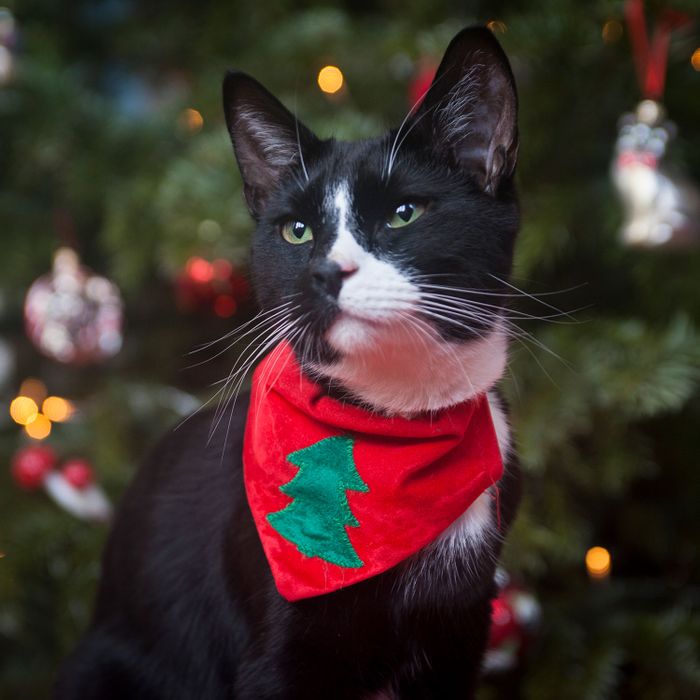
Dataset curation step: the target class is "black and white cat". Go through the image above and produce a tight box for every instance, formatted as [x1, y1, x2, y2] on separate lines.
[55, 26, 522, 699]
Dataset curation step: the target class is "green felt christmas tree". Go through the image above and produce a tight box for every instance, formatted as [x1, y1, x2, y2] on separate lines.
[267, 436, 368, 568]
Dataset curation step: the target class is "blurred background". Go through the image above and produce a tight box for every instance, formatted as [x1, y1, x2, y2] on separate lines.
[1, 0, 699, 697]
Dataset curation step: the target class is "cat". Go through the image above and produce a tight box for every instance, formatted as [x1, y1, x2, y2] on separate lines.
[55, 25, 522, 699]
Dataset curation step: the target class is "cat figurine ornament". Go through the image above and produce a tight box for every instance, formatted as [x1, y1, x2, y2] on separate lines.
[55, 26, 523, 699]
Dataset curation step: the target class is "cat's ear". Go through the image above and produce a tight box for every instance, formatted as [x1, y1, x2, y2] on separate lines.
[223, 72, 317, 217]
[412, 26, 518, 195]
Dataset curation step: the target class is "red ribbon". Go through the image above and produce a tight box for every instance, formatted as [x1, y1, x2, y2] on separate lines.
[624, 0, 692, 99]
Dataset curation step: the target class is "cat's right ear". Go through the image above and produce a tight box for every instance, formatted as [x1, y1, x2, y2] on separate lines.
[223, 72, 317, 218]
[410, 27, 518, 196]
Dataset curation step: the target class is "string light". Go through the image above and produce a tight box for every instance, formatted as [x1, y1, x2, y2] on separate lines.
[24, 413, 51, 440]
[585, 546, 611, 579]
[186, 256, 214, 283]
[180, 108, 204, 133]
[692, 48, 700, 72]
[602, 20, 623, 44]
[42, 396, 74, 422]
[10, 382, 74, 437]
[9, 396, 39, 425]
[20, 378, 47, 404]
[317, 65, 344, 94]
[487, 20, 507, 34]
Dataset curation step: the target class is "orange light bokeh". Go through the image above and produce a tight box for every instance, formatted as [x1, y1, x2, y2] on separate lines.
[24, 413, 52, 440]
[9, 396, 39, 425]
[585, 546, 611, 579]
[42, 396, 74, 422]
[182, 108, 204, 132]
[318, 65, 344, 94]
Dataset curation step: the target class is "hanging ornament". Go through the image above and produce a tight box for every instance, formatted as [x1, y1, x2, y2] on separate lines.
[175, 256, 249, 318]
[9, 445, 112, 523]
[24, 247, 124, 364]
[612, 0, 698, 249]
[483, 570, 541, 674]
[11, 445, 57, 490]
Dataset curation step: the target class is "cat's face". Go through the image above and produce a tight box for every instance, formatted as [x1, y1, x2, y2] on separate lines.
[224, 27, 519, 413]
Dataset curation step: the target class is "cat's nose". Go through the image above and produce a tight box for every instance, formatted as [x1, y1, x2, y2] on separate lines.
[310, 259, 355, 299]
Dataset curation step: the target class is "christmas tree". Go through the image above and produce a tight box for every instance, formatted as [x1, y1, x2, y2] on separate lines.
[1, 1, 700, 698]
[267, 436, 368, 568]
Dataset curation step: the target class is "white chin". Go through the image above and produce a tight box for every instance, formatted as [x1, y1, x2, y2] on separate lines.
[325, 314, 382, 354]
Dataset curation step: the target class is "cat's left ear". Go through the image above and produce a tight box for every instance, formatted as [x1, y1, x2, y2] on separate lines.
[411, 27, 518, 195]
[223, 72, 317, 218]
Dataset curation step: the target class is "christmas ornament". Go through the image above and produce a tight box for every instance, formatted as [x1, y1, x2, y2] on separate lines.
[483, 570, 541, 674]
[11, 445, 57, 490]
[612, 1, 698, 248]
[244, 342, 503, 601]
[175, 256, 249, 318]
[24, 247, 124, 364]
[9, 446, 112, 522]
[61, 458, 94, 490]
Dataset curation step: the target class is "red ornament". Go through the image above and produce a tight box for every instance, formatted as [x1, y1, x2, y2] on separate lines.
[175, 257, 249, 315]
[61, 458, 94, 490]
[484, 579, 541, 674]
[488, 595, 519, 648]
[11, 445, 57, 489]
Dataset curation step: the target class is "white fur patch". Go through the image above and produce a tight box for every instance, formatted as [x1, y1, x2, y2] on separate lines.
[316, 320, 508, 416]
[317, 182, 509, 415]
[324, 183, 420, 354]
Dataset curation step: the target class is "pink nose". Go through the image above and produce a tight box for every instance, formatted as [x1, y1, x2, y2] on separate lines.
[333, 259, 359, 277]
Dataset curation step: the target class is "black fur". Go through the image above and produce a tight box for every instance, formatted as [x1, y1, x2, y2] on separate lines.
[55, 27, 523, 699]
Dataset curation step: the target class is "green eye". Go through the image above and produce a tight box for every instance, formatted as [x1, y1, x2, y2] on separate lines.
[387, 202, 426, 229]
[281, 220, 313, 245]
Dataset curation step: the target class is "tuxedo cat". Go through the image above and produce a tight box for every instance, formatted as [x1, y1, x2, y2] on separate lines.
[55, 26, 522, 699]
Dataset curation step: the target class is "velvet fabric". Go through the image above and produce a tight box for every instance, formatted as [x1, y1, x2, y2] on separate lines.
[243, 342, 503, 601]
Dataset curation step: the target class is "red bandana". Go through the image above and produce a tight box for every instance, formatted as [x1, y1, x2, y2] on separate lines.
[243, 342, 503, 602]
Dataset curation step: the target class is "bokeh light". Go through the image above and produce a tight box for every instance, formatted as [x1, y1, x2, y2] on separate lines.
[19, 378, 47, 404]
[24, 413, 52, 440]
[585, 546, 612, 579]
[692, 48, 700, 72]
[180, 108, 204, 133]
[602, 20, 623, 44]
[487, 20, 507, 34]
[42, 396, 74, 422]
[186, 256, 214, 283]
[9, 396, 39, 425]
[318, 65, 344, 94]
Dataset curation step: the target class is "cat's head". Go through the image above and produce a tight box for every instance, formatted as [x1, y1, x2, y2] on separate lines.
[223, 27, 519, 415]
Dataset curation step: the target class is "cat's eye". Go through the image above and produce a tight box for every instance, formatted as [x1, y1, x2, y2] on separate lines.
[281, 220, 313, 245]
[387, 203, 426, 229]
